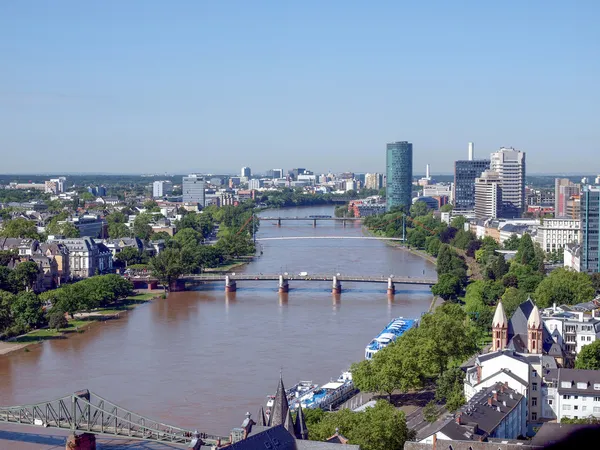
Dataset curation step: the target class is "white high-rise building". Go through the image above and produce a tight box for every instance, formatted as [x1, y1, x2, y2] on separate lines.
[182, 174, 205, 206]
[490, 147, 526, 215]
[474, 170, 502, 219]
[152, 180, 173, 198]
[364, 173, 382, 190]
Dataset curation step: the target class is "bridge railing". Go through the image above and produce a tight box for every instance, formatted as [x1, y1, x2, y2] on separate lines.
[0, 390, 227, 445]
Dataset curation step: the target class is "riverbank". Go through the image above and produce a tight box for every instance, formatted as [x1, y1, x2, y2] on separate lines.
[0, 292, 159, 356]
[362, 226, 438, 265]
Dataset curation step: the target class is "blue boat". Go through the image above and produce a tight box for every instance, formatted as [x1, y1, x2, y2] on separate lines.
[364, 317, 418, 360]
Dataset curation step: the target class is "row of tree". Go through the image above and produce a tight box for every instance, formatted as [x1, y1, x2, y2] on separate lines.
[351, 304, 478, 414]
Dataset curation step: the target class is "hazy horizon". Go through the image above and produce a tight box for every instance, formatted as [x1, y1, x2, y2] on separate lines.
[1, 1, 599, 173]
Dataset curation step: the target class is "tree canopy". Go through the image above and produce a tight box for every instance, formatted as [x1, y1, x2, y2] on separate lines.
[575, 340, 600, 370]
[533, 268, 595, 308]
[0, 218, 41, 239]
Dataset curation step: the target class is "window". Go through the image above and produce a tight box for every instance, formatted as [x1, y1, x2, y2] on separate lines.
[595, 407, 600, 413]
[532, 397, 537, 406]
[594, 397, 600, 402]
[574, 405, 579, 410]
[577, 382, 587, 389]
[575, 395, 579, 400]
[533, 383, 538, 391]
[563, 405, 572, 410]
[583, 406, 587, 412]
[549, 399, 553, 405]
[562, 382, 572, 389]
[564, 395, 571, 400]
[532, 412, 537, 420]
[594, 384, 600, 390]
[588, 336, 592, 341]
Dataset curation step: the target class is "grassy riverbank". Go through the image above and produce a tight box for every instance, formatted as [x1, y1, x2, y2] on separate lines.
[0, 292, 158, 354]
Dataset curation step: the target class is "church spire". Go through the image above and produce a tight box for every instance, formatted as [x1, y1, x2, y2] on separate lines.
[527, 303, 543, 354]
[256, 405, 266, 427]
[492, 301, 508, 352]
[283, 407, 294, 435]
[268, 375, 289, 427]
[294, 404, 309, 440]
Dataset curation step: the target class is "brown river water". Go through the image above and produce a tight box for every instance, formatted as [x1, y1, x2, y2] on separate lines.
[0, 206, 435, 438]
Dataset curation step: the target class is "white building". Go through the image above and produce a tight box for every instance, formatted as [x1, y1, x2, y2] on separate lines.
[248, 179, 263, 190]
[152, 180, 173, 198]
[490, 147, 526, 214]
[241, 167, 251, 178]
[47, 237, 112, 279]
[536, 218, 580, 253]
[182, 174, 206, 206]
[474, 170, 502, 219]
[422, 183, 453, 202]
[547, 368, 600, 422]
[542, 306, 600, 358]
[364, 173, 382, 190]
[564, 243, 581, 272]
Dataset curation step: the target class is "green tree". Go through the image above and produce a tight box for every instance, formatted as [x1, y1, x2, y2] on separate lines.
[534, 268, 595, 308]
[435, 368, 466, 404]
[149, 248, 185, 291]
[0, 249, 18, 266]
[426, 237, 442, 257]
[410, 202, 430, 218]
[515, 233, 537, 268]
[451, 230, 476, 250]
[440, 204, 453, 213]
[431, 274, 462, 301]
[11, 291, 46, 331]
[575, 340, 600, 370]
[590, 273, 600, 294]
[12, 261, 40, 292]
[47, 307, 68, 330]
[0, 290, 14, 333]
[133, 213, 153, 241]
[0, 218, 41, 239]
[503, 234, 521, 251]
[505, 263, 544, 293]
[501, 287, 528, 318]
[172, 228, 204, 250]
[407, 228, 427, 249]
[115, 247, 148, 267]
[450, 215, 467, 230]
[309, 400, 414, 450]
[422, 401, 439, 423]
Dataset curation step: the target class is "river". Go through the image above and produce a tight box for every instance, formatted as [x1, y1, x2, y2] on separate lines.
[0, 205, 436, 437]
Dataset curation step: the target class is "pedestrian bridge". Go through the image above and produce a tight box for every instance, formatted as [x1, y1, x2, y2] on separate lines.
[257, 236, 404, 241]
[259, 216, 362, 226]
[0, 389, 227, 447]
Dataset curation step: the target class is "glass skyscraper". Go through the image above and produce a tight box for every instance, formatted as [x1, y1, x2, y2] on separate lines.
[454, 159, 491, 213]
[386, 141, 413, 211]
[581, 186, 600, 273]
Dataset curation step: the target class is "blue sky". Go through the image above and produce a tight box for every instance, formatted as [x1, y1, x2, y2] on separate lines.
[1, 1, 599, 174]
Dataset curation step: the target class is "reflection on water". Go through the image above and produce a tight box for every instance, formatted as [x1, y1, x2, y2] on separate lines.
[0, 206, 435, 436]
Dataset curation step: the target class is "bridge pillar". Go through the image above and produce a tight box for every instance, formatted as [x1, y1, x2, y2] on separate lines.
[387, 277, 395, 296]
[332, 276, 342, 294]
[277, 218, 281, 227]
[225, 275, 237, 292]
[278, 275, 289, 293]
[66, 433, 96, 450]
[343, 219, 346, 227]
[313, 219, 317, 227]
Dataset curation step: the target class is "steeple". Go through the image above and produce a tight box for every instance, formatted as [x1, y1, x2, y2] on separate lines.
[256, 405, 266, 427]
[527, 302, 543, 354]
[283, 407, 294, 435]
[491, 301, 508, 352]
[268, 375, 289, 427]
[294, 404, 309, 440]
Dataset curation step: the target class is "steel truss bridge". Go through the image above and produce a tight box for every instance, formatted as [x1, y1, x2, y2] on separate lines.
[256, 236, 404, 241]
[0, 389, 227, 446]
[180, 273, 435, 285]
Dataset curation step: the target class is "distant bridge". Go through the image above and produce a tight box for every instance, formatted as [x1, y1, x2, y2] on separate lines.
[129, 273, 436, 294]
[257, 236, 404, 241]
[258, 216, 362, 226]
[0, 389, 227, 447]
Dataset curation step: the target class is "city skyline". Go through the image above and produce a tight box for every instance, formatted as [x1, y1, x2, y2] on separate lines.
[1, 2, 599, 173]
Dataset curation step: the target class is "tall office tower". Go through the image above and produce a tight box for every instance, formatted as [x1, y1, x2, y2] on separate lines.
[453, 143, 490, 214]
[365, 173, 383, 190]
[153, 180, 173, 198]
[581, 186, 600, 274]
[182, 174, 206, 206]
[555, 178, 580, 218]
[273, 169, 283, 179]
[241, 167, 251, 178]
[474, 170, 503, 219]
[490, 147, 526, 215]
[386, 141, 413, 211]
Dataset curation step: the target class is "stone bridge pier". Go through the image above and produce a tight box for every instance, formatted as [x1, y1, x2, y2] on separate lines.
[332, 276, 342, 294]
[387, 277, 395, 295]
[225, 275, 237, 292]
[278, 275, 289, 293]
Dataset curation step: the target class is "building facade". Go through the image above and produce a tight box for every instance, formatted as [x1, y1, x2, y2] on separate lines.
[386, 141, 413, 211]
[581, 186, 600, 274]
[536, 219, 580, 253]
[555, 179, 580, 219]
[454, 159, 490, 214]
[490, 148, 526, 215]
[182, 174, 206, 206]
[48, 237, 112, 279]
[474, 170, 502, 220]
[364, 173, 383, 190]
[549, 369, 600, 422]
[152, 181, 173, 198]
[241, 167, 251, 178]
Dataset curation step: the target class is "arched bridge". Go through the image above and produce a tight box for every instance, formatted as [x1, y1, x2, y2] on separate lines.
[0, 389, 227, 447]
